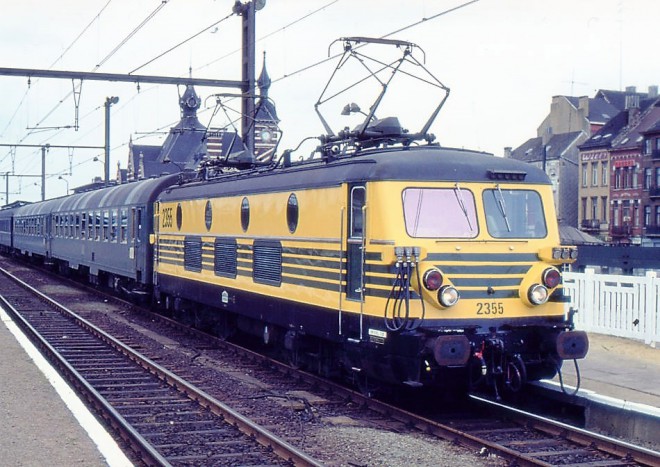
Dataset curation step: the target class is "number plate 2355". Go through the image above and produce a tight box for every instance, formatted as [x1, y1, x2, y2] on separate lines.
[476, 302, 504, 315]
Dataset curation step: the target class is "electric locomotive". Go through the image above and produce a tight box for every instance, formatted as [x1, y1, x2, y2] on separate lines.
[151, 38, 588, 395]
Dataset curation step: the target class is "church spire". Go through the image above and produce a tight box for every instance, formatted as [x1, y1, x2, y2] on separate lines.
[257, 51, 271, 98]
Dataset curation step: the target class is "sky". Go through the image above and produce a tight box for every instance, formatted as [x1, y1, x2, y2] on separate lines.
[0, 0, 658, 202]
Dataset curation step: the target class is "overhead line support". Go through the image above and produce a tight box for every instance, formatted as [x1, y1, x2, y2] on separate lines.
[0, 67, 244, 89]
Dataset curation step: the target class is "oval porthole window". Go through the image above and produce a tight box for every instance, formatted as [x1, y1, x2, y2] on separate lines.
[287, 193, 299, 233]
[240, 197, 250, 232]
[176, 203, 182, 231]
[204, 200, 212, 231]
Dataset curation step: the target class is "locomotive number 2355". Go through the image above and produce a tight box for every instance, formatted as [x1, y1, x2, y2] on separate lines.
[476, 302, 504, 315]
[162, 207, 173, 228]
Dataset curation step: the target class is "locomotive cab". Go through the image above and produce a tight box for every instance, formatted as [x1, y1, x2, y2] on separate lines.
[356, 170, 588, 395]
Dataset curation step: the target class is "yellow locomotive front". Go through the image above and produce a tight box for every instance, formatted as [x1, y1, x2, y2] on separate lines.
[356, 170, 588, 394]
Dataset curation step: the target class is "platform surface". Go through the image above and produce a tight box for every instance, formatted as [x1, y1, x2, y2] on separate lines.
[551, 332, 660, 409]
[0, 307, 131, 467]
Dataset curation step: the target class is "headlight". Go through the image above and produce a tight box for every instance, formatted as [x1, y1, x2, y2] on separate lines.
[528, 284, 549, 305]
[438, 285, 460, 307]
[423, 269, 443, 291]
[542, 268, 561, 289]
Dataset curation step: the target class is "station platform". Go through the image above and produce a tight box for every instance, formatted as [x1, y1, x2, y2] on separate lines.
[1, 302, 658, 465]
[548, 332, 660, 409]
[0, 307, 131, 467]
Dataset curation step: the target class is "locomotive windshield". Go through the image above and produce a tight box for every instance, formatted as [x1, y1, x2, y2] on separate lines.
[402, 187, 478, 238]
[483, 188, 547, 238]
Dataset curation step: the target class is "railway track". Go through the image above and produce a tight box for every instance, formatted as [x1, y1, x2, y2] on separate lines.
[1, 257, 659, 466]
[0, 265, 322, 467]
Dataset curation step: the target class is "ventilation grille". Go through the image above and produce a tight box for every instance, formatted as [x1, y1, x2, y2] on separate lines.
[214, 238, 237, 278]
[253, 240, 282, 286]
[184, 236, 202, 272]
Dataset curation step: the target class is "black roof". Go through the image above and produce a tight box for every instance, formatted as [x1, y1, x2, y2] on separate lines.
[509, 131, 584, 163]
[595, 88, 649, 111]
[580, 97, 660, 150]
[579, 110, 629, 150]
[160, 146, 551, 201]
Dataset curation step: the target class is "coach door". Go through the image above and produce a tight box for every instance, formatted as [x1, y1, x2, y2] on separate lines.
[346, 185, 366, 301]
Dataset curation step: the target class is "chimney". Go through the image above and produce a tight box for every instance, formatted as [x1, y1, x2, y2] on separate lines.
[625, 85, 637, 94]
[504, 147, 512, 158]
[625, 94, 640, 110]
[649, 85, 659, 98]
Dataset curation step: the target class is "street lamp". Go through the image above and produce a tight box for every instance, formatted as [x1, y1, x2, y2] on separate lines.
[58, 175, 69, 195]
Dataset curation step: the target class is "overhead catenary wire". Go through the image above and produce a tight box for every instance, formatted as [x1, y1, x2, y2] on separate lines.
[129, 11, 235, 75]
[0, 0, 114, 140]
[272, 0, 480, 84]
[94, 0, 171, 71]
[1, 1, 174, 177]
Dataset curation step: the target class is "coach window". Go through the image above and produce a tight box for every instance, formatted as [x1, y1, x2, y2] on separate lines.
[110, 209, 118, 242]
[120, 209, 128, 243]
[102, 210, 109, 241]
[95, 211, 101, 240]
[176, 203, 182, 231]
[241, 197, 250, 232]
[88, 211, 94, 239]
[81, 213, 86, 238]
[136, 208, 143, 241]
[287, 193, 298, 233]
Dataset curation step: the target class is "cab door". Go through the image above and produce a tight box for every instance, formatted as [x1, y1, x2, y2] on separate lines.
[346, 185, 366, 301]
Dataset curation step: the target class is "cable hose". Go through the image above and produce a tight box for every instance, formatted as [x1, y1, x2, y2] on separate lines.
[557, 359, 581, 396]
[384, 263, 407, 331]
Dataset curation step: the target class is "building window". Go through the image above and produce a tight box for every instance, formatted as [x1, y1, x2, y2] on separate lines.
[655, 206, 660, 226]
[622, 201, 631, 224]
[656, 168, 660, 188]
[632, 166, 639, 189]
[591, 163, 598, 186]
[581, 197, 587, 221]
[634, 204, 640, 227]
[645, 139, 652, 155]
[614, 168, 620, 189]
[645, 206, 651, 227]
[601, 196, 608, 222]
[591, 197, 598, 219]
[613, 205, 620, 227]
[601, 161, 608, 186]
[645, 168, 652, 189]
[581, 163, 588, 187]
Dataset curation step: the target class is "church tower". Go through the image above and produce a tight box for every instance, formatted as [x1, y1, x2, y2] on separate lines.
[253, 52, 280, 163]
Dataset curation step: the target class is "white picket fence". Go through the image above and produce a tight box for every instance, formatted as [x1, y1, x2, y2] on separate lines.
[562, 270, 659, 348]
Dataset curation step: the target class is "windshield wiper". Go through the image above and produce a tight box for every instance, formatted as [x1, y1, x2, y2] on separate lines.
[453, 183, 473, 231]
[495, 184, 512, 232]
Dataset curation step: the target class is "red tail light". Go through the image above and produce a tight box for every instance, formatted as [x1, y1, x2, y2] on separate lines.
[423, 269, 443, 291]
[542, 268, 561, 289]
